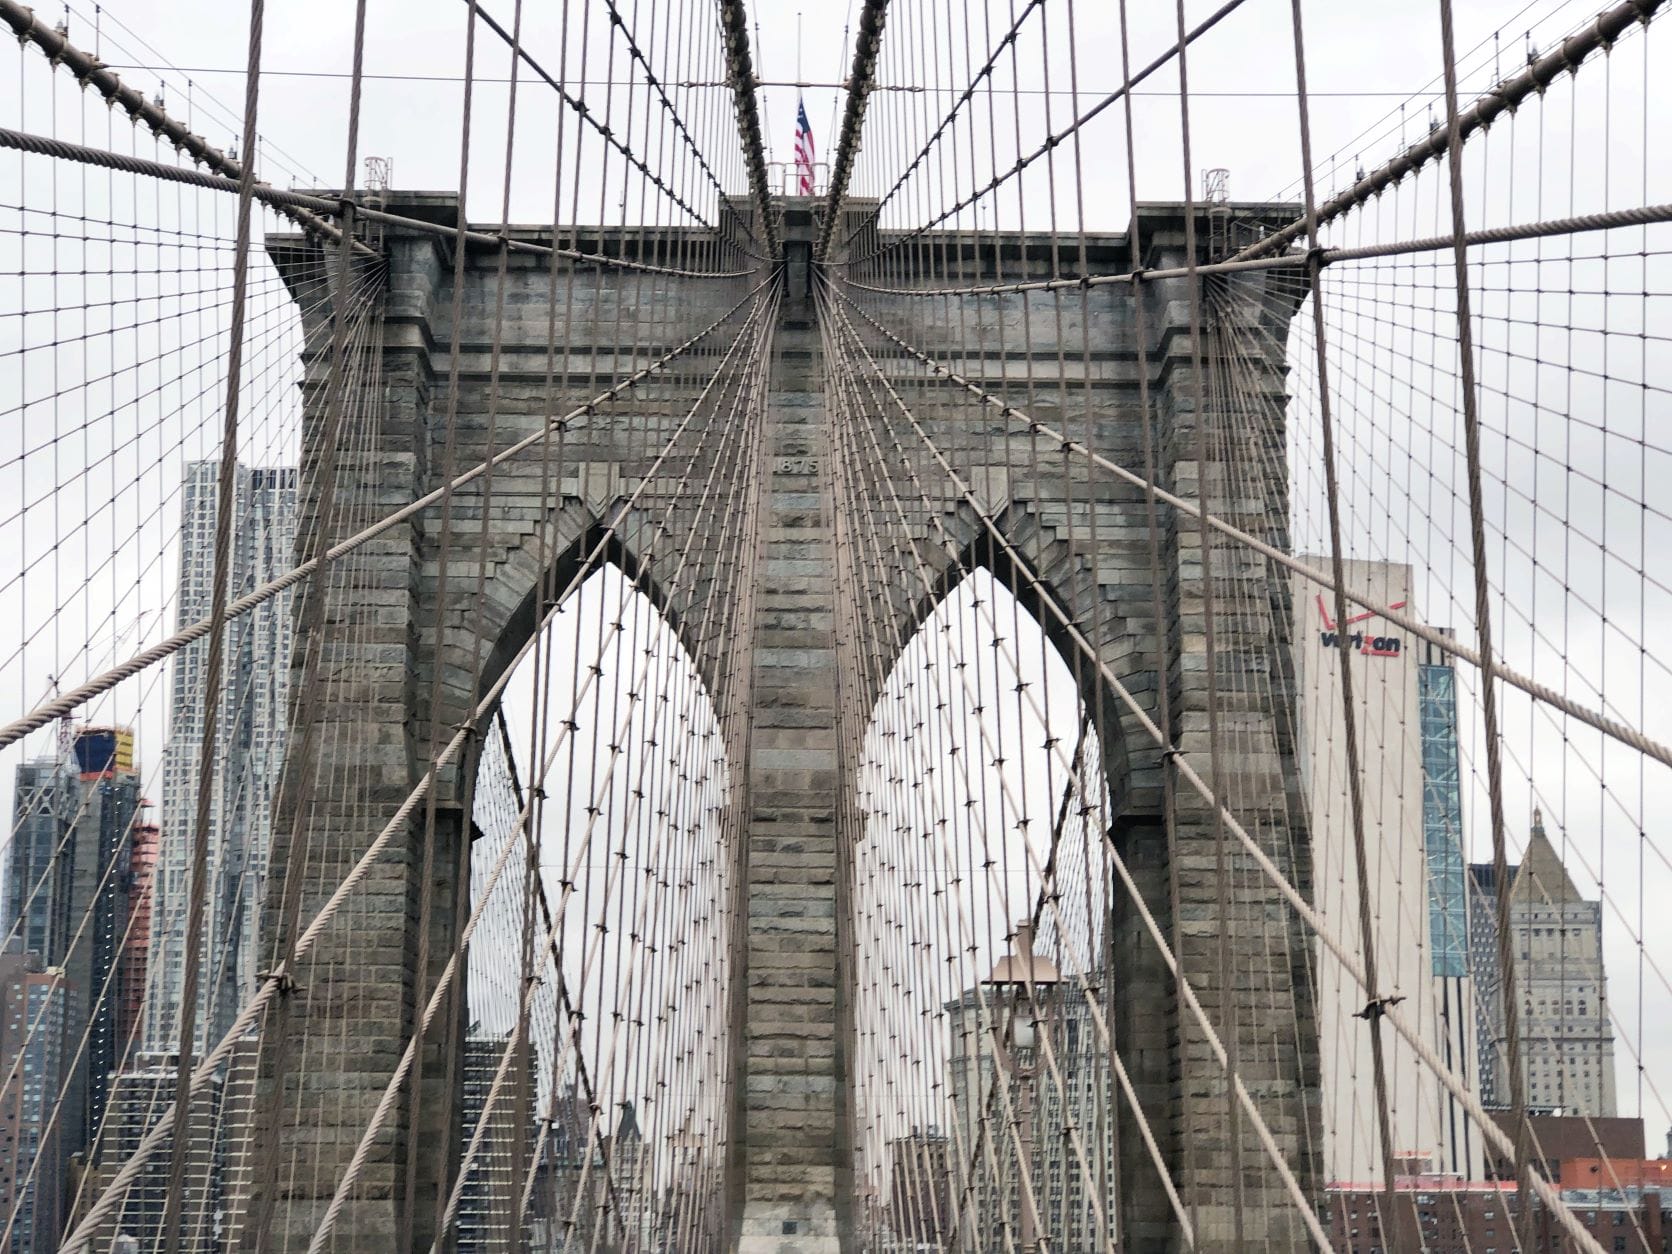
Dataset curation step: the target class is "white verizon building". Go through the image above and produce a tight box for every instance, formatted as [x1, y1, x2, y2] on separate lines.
[1292, 559, 1481, 1183]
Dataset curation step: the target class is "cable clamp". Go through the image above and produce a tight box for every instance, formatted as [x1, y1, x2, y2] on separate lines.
[1305, 245, 1329, 274]
[1159, 746, 1185, 764]
[1129, 267, 1150, 286]
[1354, 993, 1406, 1022]
[259, 968, 300, 997]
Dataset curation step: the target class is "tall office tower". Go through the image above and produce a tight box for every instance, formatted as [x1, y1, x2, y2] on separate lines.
[2, 726, 139, 1246]
[65, 728, 140, 1153]
[0, 945, 66, 1254]
[1292, 561, 1482, 1182]
[1469, 812, 1618, 1117]
[86, 1052, 226, 1253]
[942, 928, 1115, 1252]
[149, 461, 296, 1057]
[1418, 632, 1480, 1174]
[118, 809, 159, 1059]
[6, 757, 76, 961]
[459, 1031, 523, 1254]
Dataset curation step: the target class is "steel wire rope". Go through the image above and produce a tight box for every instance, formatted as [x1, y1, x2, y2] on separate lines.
[823, 281, 1626, 1248]
[826, 274, 1617, 1254]
[297, 286, 774, 1253]
[0, 274, 771, 752]
[479, 0, 767, 255]
[51, 281, 773, 1252]
[842, 0, 1251, 269]
[821, 286, 1672, 774]
[0, 0, 362, 254]
[1220, 268, 1672, 827]
[1232, 0, 1666, 265]
[159, 7, 265, 1240]
[823, 294, 1192, 1243]
[1284, 0, 1407, 1228]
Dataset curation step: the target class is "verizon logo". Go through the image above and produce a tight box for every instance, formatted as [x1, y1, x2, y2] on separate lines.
[1316, 594, 1405, 658]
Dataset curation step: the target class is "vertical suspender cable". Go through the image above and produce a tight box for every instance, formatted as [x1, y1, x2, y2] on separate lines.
[243, 4, 372, 1247]
[717, 0, 781, 258]
[162, 6, 264, 1251]
[1285, 0, 1404, 1235]
[1434, 1, 1538, 1245]
[817, 0, 890, 259]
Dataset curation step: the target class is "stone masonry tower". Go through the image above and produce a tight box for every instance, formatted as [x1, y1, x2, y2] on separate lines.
[258, 194, 1319, 1252]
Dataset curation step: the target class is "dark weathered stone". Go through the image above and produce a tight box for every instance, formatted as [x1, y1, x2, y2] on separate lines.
[255, 194, 1318, 1253]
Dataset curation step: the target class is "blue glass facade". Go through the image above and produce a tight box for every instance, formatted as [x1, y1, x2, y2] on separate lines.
[1420, 662, 1469, 977]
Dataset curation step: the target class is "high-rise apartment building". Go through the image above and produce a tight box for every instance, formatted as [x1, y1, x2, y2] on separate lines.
[2, 727, 140, 1249]
[86, 1052, 226, 1254]
[1292, 561, 1482, 1182]
[118, 810, 158, 1060]
[1469, 811, 1618, 1117]
[459, 1030, 541, 1254]
[6, 758, 77, 963]
[149, 462, 296, 1057]
[69, 728, 141, 1148]
[0, 945, 65, 1254]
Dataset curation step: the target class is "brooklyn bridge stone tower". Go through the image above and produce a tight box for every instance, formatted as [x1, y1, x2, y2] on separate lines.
[260, 191, 1318, 1251]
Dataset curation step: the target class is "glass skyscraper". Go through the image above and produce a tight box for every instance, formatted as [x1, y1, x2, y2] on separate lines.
[1419, 639, 1469, 977]
[147, 462, 296, 1057]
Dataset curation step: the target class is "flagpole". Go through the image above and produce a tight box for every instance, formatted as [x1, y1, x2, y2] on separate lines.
[797, 10, 803, 86]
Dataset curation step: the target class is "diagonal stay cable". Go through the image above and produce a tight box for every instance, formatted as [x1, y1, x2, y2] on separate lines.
[842, 0, 1250, 267]
[468, 0, 754, 251]
[471, 0, 766, 254]
[824, 285, 1610, 1254]
[817, 0, 890, 259]
[0, 129, 754, 280]
[0, 0, 369, 255]
[837, 0, 1041, 249]
[835, 197, 1672, 298]
[824, 284, 1672, 775]
[716, 0, 780, 257]
[58, 282, 776, 1253]
[0, 274, 775, 753]
[1231, 0, 1665, 261]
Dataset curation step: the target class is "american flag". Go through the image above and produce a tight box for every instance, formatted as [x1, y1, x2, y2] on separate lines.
[794, 97, 816, 195]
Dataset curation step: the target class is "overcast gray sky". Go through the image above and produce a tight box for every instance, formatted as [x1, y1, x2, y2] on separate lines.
[4, 0, 1670, 1198]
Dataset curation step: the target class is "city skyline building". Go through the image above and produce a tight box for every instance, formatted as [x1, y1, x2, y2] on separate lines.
[459, 1029, 539, 1254]
[148, 461, 296, 1057]
[1417, 631, 1480, 1177]
[86, 1051, 226, 1254]
[1469, 811, 1619, 1118]
[2, 726, 142, 1249]
[0, 945, 66, 1254]
[941, 926, 1115, 1252]
[118, 810, 158, 1060]
[1292, 560, 1482, 1183]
